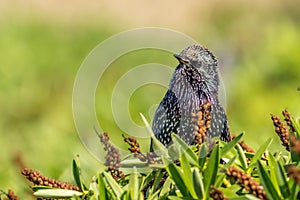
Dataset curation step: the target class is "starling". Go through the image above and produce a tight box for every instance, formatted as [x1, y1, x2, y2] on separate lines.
[152, 44, 230, 146]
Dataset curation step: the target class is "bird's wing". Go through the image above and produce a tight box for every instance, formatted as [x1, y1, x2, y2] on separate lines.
[208, 103, 230, 141]
[152, 90, 180, 145]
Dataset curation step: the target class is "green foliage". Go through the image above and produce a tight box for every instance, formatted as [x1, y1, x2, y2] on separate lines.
[29, 116, 300, 199]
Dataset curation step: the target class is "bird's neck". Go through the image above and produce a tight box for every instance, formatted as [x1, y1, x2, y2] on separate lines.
[170, 66, 219, 99]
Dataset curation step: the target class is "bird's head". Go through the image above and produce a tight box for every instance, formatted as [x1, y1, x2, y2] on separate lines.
[174, 44, 220, 94]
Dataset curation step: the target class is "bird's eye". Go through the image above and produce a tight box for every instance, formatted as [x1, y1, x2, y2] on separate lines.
[190, 60, 200, 68]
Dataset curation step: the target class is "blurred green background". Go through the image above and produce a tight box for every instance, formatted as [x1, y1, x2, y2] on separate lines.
[0, 0, 299, 198]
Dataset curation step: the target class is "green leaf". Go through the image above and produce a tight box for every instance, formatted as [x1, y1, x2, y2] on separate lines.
[148, 163, 166, 169]
[141, 170, 157, 194]
[229, 195, 260, 200]
[257, 160, 281, 200]
[120, 158, 149, 168]
[198, 144, 207, 170]
[150, 136, 167, 155]
[275, 161, 290, 198]
[98, 173, 108, 200]
[147, 189, 161, 200]
[180, 152, 198, 199]
[221, 185, 241, 197]
[168, 144, 199, 167]
[236, 143, 248, 170]
[140, 113, 165, 152]
[102, 171, 124, 198]
[90, 177, 99, 199]
[168, 144, 198, 166]
[159, 176, 172, 198]
[167, 197, 196, 200]
[120, 190, 129, 199]
[229, 197, 254, 200]
[215, 173, 226, 188]
[223, 156, 237, 170]
[163, 157, 190, 197]
[171, 133, 198, 163]
[248, 138, 272, 171]
[151, 169, 165, 195]
[203, 144, 219, 197]
[32, 186, 52, 192]
[139, 192, 144, 200]
[129, 167, 139, 200]
[289, 182, 299, 200]
[33, 189, 82, 198]
[289, 125, 300, 162]
[244, 194, 261, 200]
[72, 194, 82, 200]
[168, 144, 180, 159]
[290, 150, 300, 163]
[268, 153, 280, 194]
[72, 157, 85, 191]
[120, 158, 151, 174]
[291, 118, 300, 138]
[192, 168, 204, 199]
[220, 133, 244, 157]
[139, 113, 154, 138]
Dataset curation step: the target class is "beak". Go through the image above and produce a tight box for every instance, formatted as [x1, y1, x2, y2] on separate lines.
[174, 54, 189, 64]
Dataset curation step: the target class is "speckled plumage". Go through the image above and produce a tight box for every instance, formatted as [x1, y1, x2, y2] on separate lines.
[152, 45, 230, 146]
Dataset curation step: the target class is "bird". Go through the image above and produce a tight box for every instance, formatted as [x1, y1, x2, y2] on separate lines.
[152, 44, 230, 146]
